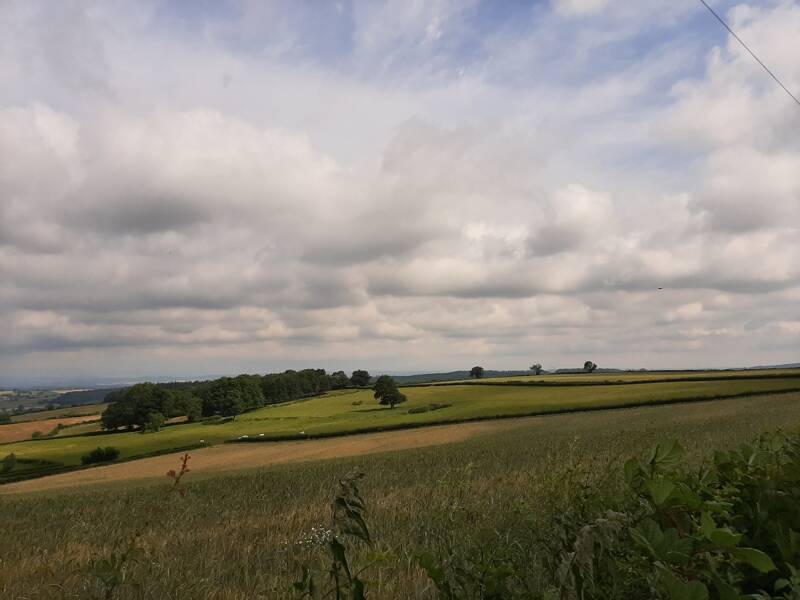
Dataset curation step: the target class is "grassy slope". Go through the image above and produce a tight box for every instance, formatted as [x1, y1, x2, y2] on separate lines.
[3, 378, 800, 467]
[9, 403, 106, 422]
[435, 367, 800, 384]
[2, 393, 800, 599]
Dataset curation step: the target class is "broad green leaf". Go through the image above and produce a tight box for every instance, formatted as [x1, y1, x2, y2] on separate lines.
[709, 529, 742, 548]
[660, 568, 709, 600]
[733, 548, 777, 573]
[650, 440, 684, 471]
[624, 458, 642, 486]
[647, 478, 676, 505]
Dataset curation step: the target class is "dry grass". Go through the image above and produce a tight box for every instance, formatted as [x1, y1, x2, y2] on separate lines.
[0, 418, 521, 494]
[0, 415, 100, 444]
[3, 393, 800, 599]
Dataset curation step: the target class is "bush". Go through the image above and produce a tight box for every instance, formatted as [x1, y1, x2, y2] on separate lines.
[81, 447, 120, 465]
[2, 453, 16, 473]
[408, 403, 452, 415]
[0, 412, 11, 424]
[30, 430, 43, 439]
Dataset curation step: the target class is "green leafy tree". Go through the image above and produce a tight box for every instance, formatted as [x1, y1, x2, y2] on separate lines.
[330, 371, 351, 389]
[142, 411, 165, 433]
[531, 363, 543, 375]
[0, 412, 11, 424]
[470, 366, 485, 379]
[584, 360, 598, 373]
[220, 389, 245, 420]
[373, 375, 407, 409]
[350, 370, 371, 387]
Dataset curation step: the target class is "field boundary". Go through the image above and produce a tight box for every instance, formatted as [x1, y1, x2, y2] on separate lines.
[3, 387, 799, 487]
[229, 386, 800, 443]
[400, 371, 800, 388]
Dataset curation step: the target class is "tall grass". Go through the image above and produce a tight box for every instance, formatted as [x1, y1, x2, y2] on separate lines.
[1, 392, 800, 599]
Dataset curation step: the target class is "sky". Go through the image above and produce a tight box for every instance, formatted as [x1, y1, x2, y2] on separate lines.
[1, 0, 799, 385]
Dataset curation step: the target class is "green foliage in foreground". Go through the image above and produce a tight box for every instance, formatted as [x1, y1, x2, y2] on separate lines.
[2, 394, 800, 599]
[415, 433, 800, 599]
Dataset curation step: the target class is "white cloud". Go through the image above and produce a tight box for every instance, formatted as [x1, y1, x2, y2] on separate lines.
[1, 0, 799, 382]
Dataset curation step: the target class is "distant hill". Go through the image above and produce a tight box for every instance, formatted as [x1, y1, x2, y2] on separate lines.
[552, 368, 624, 374]
[391, 370, 534, 384]
[52, 388, 124, 406]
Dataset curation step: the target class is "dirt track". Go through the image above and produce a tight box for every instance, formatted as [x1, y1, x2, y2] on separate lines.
[0, 418, 527, 494]
[0, 415, 100, 444]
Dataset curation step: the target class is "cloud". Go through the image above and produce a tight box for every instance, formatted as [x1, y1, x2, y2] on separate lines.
[1, 0, 799, 382]
[553, 0, 610, 17]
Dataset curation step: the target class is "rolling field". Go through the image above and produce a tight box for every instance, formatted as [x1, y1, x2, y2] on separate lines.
[434, 367, 800, 384]
[2, 376, 800, 472]
[0, 415, 101, 444]
[9, 402, 106, 422]
[2, 392, 800, 599]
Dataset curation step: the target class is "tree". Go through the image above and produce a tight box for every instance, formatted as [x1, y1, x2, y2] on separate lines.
[584, 361, 598, 373]
[330, 371, 350, 389]
[373, 375, 407, 409]
[219, 389, 245, 420]
[470, 366, 485, 379]
[531, 363, 543, 375]
[142, 411, 165, 433]
[0, 412, 11, 424]
[350, 370, 371, 387]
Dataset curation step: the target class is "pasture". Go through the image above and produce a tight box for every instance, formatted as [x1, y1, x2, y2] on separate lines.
[435, 367, 800, 384]
[2, 375, 800, 475]
[2, 392, 800, 599]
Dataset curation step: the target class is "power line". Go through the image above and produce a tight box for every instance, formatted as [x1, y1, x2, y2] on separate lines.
[697, 0, 800, 109]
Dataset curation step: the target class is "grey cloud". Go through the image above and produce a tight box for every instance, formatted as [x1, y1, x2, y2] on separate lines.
[2, 0, 800, 379]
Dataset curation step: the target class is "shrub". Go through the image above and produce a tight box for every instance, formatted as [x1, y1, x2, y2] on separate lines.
[81, 446, 120, 465]
[2, 453, 16, 473]
[30, 430, 43, 439]
[408, 403, 451, 415]
[0, 412, 11, 424]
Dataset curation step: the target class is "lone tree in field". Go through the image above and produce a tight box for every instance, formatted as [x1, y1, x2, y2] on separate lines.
[470, 366, 485, 379]
[584, 360, 598, 373]
[530, 363, 543, 375]
[350, 370, 371, 387]
[373, 375, 407, 409]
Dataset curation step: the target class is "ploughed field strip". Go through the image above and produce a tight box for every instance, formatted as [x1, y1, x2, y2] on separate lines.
[1, 371, 799, 483]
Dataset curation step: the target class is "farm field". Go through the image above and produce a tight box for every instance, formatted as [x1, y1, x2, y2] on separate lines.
[0, 415, 101, 444]
[434, 367, 800, 385]
[2, 392, 800, 599]
[9, 402, 106, 422]
[2, 376, 800, 473]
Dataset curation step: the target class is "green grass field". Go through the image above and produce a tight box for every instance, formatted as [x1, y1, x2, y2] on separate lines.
[434, 367, 800, 384]
[3, 377, 800, 471]
[2, 392, 800, 599]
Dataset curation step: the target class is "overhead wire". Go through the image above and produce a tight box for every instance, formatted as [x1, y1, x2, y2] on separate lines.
[697, 0, 800, 109]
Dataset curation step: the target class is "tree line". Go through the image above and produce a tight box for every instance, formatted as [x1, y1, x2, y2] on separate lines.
[101, 369, 374, 431]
